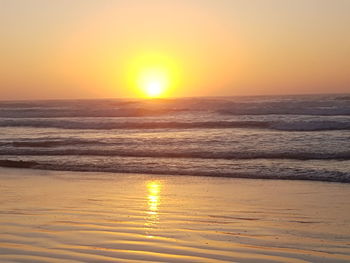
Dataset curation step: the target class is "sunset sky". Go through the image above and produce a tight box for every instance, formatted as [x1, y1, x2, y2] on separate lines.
[1, 0, 349, 100]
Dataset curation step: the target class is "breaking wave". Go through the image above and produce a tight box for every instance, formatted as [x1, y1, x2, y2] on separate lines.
[1, 95, 349, 183]
[0, 119, 350, 131]
[0, 158, 349, 183]
[1, 147, 349, 160]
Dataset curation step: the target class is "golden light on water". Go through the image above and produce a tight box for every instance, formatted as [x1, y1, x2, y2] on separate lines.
[145, 181, 162, 233]
[147, 181, 161, 212]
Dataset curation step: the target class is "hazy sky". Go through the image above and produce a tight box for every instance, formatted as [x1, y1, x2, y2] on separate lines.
[1, 0, 349, 99]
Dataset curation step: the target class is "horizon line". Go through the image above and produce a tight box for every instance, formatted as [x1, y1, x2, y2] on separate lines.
[0, 92, 349, 103]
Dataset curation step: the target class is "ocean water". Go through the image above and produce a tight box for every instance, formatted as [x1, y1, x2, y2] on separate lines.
[0, 94, 349, 182]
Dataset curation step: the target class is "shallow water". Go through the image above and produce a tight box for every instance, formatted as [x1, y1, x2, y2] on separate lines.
[0, 168, 349, 262]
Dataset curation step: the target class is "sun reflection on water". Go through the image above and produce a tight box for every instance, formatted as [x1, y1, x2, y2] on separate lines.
[145, 181, 162, 235]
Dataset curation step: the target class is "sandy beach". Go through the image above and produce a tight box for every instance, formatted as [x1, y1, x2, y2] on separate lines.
[0, 168, 349, 263]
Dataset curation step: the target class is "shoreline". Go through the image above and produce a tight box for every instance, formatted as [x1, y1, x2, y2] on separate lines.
[0, 163, 349, 183]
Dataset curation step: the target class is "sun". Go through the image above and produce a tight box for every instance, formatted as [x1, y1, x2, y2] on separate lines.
[145, 81, 163, 97]
[125, 52, 180, 98]
[138, 67, 169, 98]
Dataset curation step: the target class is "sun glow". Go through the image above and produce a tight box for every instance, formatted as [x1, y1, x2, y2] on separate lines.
[126, 52, 181, 98]
[138, 68, 168, 98]
[145, 81, 163, 97]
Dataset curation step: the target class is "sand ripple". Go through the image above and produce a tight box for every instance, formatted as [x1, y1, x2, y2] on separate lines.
[0, 169, 349, 262]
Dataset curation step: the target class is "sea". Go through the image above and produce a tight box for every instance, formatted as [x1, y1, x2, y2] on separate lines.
[0, 94, 349, 182]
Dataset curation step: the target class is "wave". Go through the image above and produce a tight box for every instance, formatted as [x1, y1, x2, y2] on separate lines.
[1, 119, 349, 131]
[1, 96, 350, 117]
[270, 120, 350, 131]
[0, 119, 270, 129]
[335, 95, 350, 101]
[10, 139, 108, 148]
[0, 159, 349, 183]
[1, 148, 349, 160]
[217, 107, 350, 116]
[0, 160, 38, 168]
[0, 108, 187, 118]
[33, 166, 350, 183]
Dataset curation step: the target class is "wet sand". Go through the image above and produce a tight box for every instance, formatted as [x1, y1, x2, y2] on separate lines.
[0, 168, 349, 263]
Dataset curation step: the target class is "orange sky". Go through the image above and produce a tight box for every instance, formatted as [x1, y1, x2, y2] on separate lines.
[1, 0, 349, 100]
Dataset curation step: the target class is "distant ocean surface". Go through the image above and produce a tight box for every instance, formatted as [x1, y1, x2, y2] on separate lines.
[0, 94, 349, 182]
